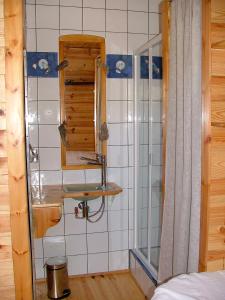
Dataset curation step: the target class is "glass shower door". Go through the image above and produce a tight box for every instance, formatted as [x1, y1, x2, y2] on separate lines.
[134, 35, 163, 278]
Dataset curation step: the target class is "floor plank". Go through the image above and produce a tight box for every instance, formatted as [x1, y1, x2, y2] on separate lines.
[36, 272, 146, 300]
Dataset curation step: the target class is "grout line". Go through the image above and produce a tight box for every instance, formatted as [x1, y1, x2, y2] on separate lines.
[26, 3, 160, 14]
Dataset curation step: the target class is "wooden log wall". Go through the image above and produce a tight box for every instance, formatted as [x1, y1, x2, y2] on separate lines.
[200, 0, 225, 272]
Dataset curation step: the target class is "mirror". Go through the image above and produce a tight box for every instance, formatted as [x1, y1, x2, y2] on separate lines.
[59, 35, 107, 170]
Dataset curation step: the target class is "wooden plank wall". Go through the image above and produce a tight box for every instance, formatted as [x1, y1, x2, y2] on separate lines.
[0, 0, 15, 298]
[200, 0, 225, 272]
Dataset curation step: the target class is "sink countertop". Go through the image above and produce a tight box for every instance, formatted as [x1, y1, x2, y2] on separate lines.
[32, 183, 123, 208]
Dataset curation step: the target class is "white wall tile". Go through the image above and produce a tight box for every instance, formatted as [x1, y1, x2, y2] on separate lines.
[128, 11, 148, 34]
[129, 209, 134, 229]
[67, 255, 87, 276]
[108, 167, 129, 189]
[87, 212, 107, 233]
[127, 79, 133, 101]
[128, 188, 134, 209]
[45, 215, 65, 236]
[60, 29, 82, 35]
[83, 8, 105, 31]
[152, 144, 162, 166]
[128, 123, 134, 145]
[85, 33, 106, 41]
[149, 0, 161, 12]
[128, 145, 134, 167]
[106, 10, 127, 32]
[65, 214, 86, 235]
[108, 210, 128, 231]
[108, 189, 128, 211]
[152, 79, 162, 101]
[149, 13, 160, 34]
[38, 101, 60, 125]
[151, 165, 161, 187]
[40, 170, 62, 185]
[151, 187, 161, 207]
[26, 5, 36, 28]
[88, 198, 104, 213]
[66, 235, 87, 255]
[109, 250, 129, 271]
[35, 258, 45, 279]
[84, 0, 105, 8]
[39, 147, 61, 170]
[106, 32, 127, 54]
[26, 29, 37, 51]
[64, 199, 77, 214]
[63, 170, 85, 184]
[109, 230, 128, 251]
[60, 7, 82, 30]
[128, 0, 148, 12]
[34, 238, 43, 258]
[107, 146, 128, 167]
[151, 123, 162, 145]
[107, 79, 127, 101]
[43, 236, 65, 257]
[38, 78, 59, 100]
[107, 101, 128, 123]
[28, 78, 38, 101]
[87, 232, 108, 253]
[129, 229, 134, 249]
[37, 0, 59, 4]
[39, 125, 60, 147]
[37, 29, 59, 52]
[85, 169, 101, 183]
[27, 101, 38, 124]
[106, 0, 127, 10]
[151, 206, 161, 228]
[88, 253, 108, 273]
[36, 5, 59, 29]
[108, 123, 128, 146]
[128, 33, 148, 53]
[29, 125, 38, 147]
[60, 0, 82, 6]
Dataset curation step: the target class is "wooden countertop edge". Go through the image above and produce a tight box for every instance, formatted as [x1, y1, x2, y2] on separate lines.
[32, 182, 123, 208]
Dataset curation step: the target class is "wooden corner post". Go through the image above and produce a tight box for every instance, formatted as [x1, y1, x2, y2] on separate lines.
[4, 0, 33, 298]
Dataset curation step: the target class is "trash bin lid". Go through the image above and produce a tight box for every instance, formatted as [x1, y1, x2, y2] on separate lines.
[46, 257, 67, 270]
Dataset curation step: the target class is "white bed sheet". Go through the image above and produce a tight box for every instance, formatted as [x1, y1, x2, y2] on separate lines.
[152, 271, 225, 300]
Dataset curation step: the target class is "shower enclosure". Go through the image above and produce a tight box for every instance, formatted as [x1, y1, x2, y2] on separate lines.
[134, 34, 163, 280]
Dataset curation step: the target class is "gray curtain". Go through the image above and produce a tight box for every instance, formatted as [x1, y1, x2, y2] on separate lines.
[158, 0, 202, 282]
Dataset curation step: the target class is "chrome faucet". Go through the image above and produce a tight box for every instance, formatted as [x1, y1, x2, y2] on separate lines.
[80, 154, 107, 189]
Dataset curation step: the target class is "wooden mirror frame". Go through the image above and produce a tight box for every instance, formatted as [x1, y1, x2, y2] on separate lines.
[59, 35, 107, 170]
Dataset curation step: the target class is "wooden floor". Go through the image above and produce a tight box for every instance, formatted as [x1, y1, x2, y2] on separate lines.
[36, 271, 146, 300]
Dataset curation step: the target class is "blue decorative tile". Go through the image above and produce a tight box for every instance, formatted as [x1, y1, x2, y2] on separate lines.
[152, 56, 162, 79]
[27, 52, 58, 77]
[140, 56, 162, 79]
[140, 55, 149, 79]
[107, 54, 133, 78]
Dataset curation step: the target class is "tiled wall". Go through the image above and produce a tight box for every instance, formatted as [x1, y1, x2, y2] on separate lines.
[25, 0, 160, 279]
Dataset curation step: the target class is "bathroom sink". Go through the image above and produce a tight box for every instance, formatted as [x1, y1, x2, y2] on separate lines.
[63, 182, 122, 201]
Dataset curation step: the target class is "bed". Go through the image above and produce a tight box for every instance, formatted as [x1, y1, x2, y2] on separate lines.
[152, 271, 225, 300]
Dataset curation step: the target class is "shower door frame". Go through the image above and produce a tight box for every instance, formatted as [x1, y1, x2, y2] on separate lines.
[133, 34, 162, 280]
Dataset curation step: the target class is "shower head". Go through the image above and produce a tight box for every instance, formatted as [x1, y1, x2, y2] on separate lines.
[56, 59, 69, 71]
